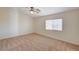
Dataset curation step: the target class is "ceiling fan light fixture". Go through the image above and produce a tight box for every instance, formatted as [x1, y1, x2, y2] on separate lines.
[26, 7, 40, 15]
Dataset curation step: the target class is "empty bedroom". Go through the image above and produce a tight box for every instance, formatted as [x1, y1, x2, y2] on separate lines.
[0, 7, 79, 51]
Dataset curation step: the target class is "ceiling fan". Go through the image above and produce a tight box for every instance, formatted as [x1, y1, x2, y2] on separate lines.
[25, 7, 40, 14]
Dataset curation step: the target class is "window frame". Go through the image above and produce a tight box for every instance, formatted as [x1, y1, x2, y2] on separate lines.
[45, 19, 63, 31]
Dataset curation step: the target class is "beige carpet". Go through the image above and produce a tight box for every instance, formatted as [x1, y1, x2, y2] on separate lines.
[0, 33, 79, 51]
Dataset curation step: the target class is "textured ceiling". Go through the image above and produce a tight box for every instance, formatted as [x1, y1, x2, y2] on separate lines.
[18, 7, 79, 17]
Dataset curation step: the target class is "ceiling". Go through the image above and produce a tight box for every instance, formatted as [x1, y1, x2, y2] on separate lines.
[19, 7, 79, 18]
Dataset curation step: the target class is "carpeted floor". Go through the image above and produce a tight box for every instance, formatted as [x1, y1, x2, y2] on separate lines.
[0, 33, 79, 51]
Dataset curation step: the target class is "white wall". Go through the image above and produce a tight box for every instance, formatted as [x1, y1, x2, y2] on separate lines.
[34, 9, 79, 45]
[18, 10, 33, 35]
[0, 8, 33, 39]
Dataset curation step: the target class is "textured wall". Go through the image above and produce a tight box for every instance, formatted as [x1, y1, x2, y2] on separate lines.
[34, 9, 79, 45]
[0, 8, 33, 39]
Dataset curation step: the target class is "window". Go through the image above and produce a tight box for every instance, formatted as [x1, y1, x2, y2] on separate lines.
[46, 19, 63, 31]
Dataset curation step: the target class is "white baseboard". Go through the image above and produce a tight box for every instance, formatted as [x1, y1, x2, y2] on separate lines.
[36, 32, 79, 45]
[0, 32, 79, 46]
[0, 34, 18, 39]
[0, 32, 33, 40]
